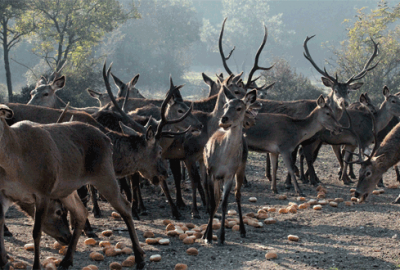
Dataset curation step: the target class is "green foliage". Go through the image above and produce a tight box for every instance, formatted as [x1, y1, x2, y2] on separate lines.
[109, 0, 201, 91]
[24, 0, 137, 71]
[261, 58, 323, 101]
[330, 1, 400, 103]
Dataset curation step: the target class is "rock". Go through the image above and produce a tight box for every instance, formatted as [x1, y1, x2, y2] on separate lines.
[84, 238, 97, 246]
[102, 230, 113, 237]
[265, 252, 278, 260]
[186, 247, 198, 256]
[288, 235, 299, 242]
[89, 252, 104, 261]
[109, 262, 122, 270]
[150, 255, 162, 262]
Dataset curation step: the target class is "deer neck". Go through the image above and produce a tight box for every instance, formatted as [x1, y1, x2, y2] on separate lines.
[326, 93, 343, 120]
[0, 120, 20, 171]
[220, 125, 244, 156]
[296, 109, 325, 142]
[375, 101, 393, 133]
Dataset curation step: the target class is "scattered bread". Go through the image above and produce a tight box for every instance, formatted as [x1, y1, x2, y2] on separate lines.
[245, 212, 255, 218]
[313, 205, 322, 210]
[109, 262, 122, 270]
[59, 246, 68, 255]
[111, 212, 121, 219]
[86, 265, 98, 270]
[265, 252, 278, 260]
[121, 260, 135, 267]
[249, 197, 257, 202]
[127, 255, 135, 263]
[267, 207, 276, 212]
[159, 239, 170, 245]
[318, 200, 328, 205]
[297, 197, 306, 201]
[179, 233, 188, 240]
[278, 195, 287, 200]
[99, 241, 111, 248]
[288, 206, 297, 214]
[163, 219, 172, 226]
[150, 255, 162, 262]
[167, 230, 179, 237]
[146, 238, 159, 245]
[101, 230, 113, 237]
[288, 235, 299, 242]
[166, 224, 175, 231]
[351, 197, 358, 202]
[278, 208, 288, 214]
[212, 223, 221, 230]
[298, 203, 309, 210]
[258, 209, 267, 215]
[194, 232, 203, 239]
[13, 262, 27, 269]
[89, 252, 104, 261]
[345, 201, 353, 206]
[350, 188, 356, 193]
[329, 201, 338, 207]
[24, 243, 34, 251]
[225, 221, 236, 228]
[334, 198, 344, 203]
[264, 218, 276, 225]
[84, 238, 97, 246]
[308, 199, 318, 205]
[105, 248, 118, 257]
[121, 247, 133, 255]
[257, 213, 268, 219]
[183, 237, 195, 244]
[186, 247, 199, 256]
[232, 225, 240, 231]
[228, 210, 237, 215]
[175, 263, 188, 270]
[44, 263, 56, 270]
[388, 184, 399, 189]
[143, 231, 154, 238]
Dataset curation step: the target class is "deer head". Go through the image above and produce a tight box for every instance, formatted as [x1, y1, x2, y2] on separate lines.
[111, 73, 145, 99]
[28, 76, 66, 108]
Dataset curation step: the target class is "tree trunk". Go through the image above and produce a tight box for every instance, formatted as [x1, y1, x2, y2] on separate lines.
[1, 18, 13, 102]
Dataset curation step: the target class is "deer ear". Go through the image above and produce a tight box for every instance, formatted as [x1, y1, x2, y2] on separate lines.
[119, 121, 139, 136]
[51, 76, 66, 91]
[202, 73, 214, 87]
[129, 74, 140, 88]
[244, 90, 257, 108]
[348, 82, 363, 90]
[0, 105, 13, 119]
[359, 93, 368, 105]
[146, 126, 155, 143]
[382, 85, 390, 97]
[223, 85, 235, 101]
[321, 77, 334, 87]
[317, 95, 326, 108]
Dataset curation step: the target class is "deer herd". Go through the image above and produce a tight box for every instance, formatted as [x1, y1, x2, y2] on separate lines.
[0, 18, 399, 269]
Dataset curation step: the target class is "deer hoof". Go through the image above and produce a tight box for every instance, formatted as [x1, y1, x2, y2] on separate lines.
[192, 212, 201, 219]
[284, 183, 293, 190]
[85, 230, 98, 239]
[136, 261, 146, 270]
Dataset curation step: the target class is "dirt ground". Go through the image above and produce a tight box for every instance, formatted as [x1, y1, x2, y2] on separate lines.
[4, 145, 400, 270]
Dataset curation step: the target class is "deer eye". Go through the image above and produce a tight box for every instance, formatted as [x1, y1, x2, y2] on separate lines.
[392, 100, 396, 103]
[178, 109, 184, 114]
[326, 112, 330, 116]
[56, 210, 63, 216]
[237, 107, 242, 112]
[235, 91, 239, 95]
[366, 171, 371, 177]
[43, 93, 49, 97]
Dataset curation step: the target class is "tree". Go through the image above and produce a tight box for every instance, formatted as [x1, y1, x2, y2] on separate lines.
[24, 0, 138, 72]
[108, 0, 201, 91]
[261, 58, 323, 101]
[0, 0, 34, 102]
[200, 0, 292, 75]
[330, 1, 400, 103]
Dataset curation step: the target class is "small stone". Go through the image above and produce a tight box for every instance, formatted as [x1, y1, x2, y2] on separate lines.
[115, 242, 126, 249]
[308, 199, 318, 205]
[121, 247, 133, 255]
[265, 252, 278, 260]
[298, 203, 309, 209]
[13, 262, 27, 269]
[143, 231, 154, 238]
[278, 208, 288, 214]
[334, 198, 344, 203]
[53, 241, 63, 250]
[166, 223, 175, 231]
[186, 223, 195, 229]
[318, 200, 328, 205]
[145, 238, 159, 245]
[121, 260, 135, 267]
[267, 207, 276, 212]
[167, 230, 179, 237]
[249, 197, 257, 202]
[232, 225, 240, 231]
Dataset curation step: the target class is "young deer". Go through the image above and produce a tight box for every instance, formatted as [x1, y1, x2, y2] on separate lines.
[245, 96, 343, 195]
[203, 87, 257, 245]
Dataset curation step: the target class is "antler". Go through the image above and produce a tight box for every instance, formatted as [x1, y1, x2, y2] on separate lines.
[303, 35, 337, 83]
[56, 102, 70, 123]
[103, 61, 147, 133]
[219, 18, 235, 76]
[245, 25, 274, 89]
[154, 77, 193, 140]
[346, 39, 379, 84]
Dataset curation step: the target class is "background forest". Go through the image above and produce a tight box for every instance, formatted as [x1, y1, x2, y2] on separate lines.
[0, 0, 399, 106]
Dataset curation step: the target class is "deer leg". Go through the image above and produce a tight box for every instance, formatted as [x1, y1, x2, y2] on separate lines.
[270, 153, 279, 194]
[181, 161, 186, 182]
[184, 159, 206, 219]
[77, 186, 89, 208]
[265, 154, 272, 181]
[218, 179, 233, 245]
[32, 197, 49, 269]
[332, 145, 344, 180]
[235, 167, 246, 238]
[340, 146, 355, 185]
[282, 153, 303, 196]
[203, 174, 217, 244]
[299, 147, 308, 183]
[395, 165, 400, 182]
[3, 225, 11, 237]
[160, 179, 182, 220]
[57, 192, 88, 270]
[285, 147, 298, 189]
[119, 177, 132, 202]
[95, 178, 145, 269]
[302, 142, 320, 186]
[348, 155, 356, 179]
[0, 195, 12, 267]
[90, 185, 101, 218]
[169, 159, 186, 209]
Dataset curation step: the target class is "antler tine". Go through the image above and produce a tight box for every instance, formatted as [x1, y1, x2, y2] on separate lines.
[249, 75, 262, 85]
[56, 102, 70, 123]
[347, 39, 379, 84]
[257, 82, 275, 91]
[245, 25, 274, 89]
[219, 18, 234, 76]
[102, 61, 146, 133]
[303, 35, 336, 82]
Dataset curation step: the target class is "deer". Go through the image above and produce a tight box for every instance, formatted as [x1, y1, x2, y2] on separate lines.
[0, 105, 149, 269]
[202, 86, 257, 245]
